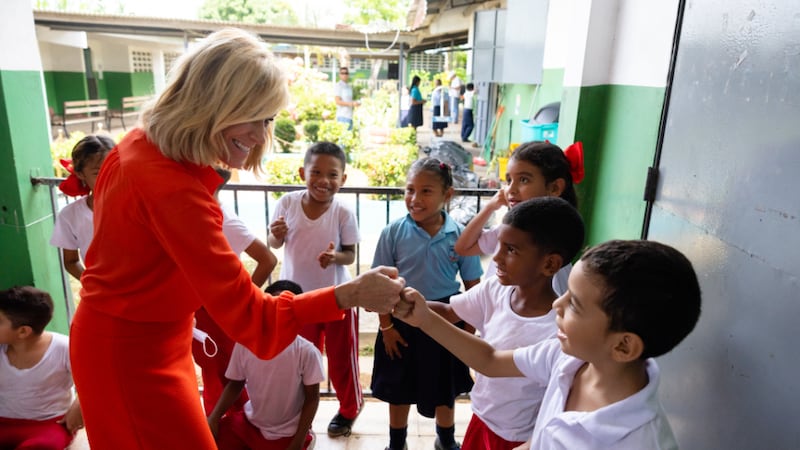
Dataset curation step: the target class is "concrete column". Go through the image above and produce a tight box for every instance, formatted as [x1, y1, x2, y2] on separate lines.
[0, 0, 70, 333]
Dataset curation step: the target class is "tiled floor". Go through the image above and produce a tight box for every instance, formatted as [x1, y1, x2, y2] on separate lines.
[69, 396, 472, 449]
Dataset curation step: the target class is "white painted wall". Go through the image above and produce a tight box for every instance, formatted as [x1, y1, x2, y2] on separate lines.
[561, 0, 678, 87]
[0, 0, 43, 71]
[38, 42, 85, 72]
[609, 0, 678, 87]
[90, 39, 131, 72]
[542, 0, 571, 69]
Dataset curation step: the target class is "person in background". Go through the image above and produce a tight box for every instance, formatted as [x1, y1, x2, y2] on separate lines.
[70, 28, 405, 450]
[431, 79, 448, 138]
[406, 76, 425, 131]
[49, 134, 115, 281]
[371, 158, 483, 450]
[395, 239, 702, 450]
[460, 83, 475, 144]
[208, 280, 323, 450]
[449, 71, 462, 124]
[334, 66, 359, 130]
[399, 86, 411, 128]
[193, 166, 278, 416]
[0, 286, 83, 450]
[268, 142, 362, 438]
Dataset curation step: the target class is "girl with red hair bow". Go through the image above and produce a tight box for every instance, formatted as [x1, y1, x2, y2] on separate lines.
[452, 140, 584, 449]
[49, 134, 115, 280]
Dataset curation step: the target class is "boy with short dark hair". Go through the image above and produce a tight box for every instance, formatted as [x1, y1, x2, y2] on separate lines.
[429, 197, 584, 449]
[268, 141, 362, 437]
[208, 280, 324, 450]
[397, 239, 702, 449]
[0, 286, 83, 449]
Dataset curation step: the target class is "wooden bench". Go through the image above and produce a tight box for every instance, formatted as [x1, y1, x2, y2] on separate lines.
[107, 95, 152, 130]
[51, 99, 109, 137]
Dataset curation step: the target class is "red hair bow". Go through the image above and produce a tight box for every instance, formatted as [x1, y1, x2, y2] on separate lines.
[58, 159, 90, 197]
[563, 142, 584, 184]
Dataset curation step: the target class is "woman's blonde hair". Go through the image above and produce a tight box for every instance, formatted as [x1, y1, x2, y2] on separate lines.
[141, 28, 289, 173]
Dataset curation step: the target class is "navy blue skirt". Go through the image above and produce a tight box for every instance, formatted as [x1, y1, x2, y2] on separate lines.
[370, 295, 473, 418]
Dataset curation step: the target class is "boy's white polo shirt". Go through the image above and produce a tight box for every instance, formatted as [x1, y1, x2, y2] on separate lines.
[513, 340, 679, 449]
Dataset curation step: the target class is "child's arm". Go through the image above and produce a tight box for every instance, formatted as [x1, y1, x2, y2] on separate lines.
[268, 215, 287, 249]
[206, 379, 246, 438]
[453, 189, 507, 256]
[428, 302, 462, 324]
[317, 242, 356, 269]
[244, 238, 277, 288]
[62, 248, 84, 280]
[396, 287, 522, 377]
[57, 397, 83, 433]
[288, 383, 320, 450]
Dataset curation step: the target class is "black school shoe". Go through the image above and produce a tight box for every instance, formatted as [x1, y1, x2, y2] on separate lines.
[327, 412, 356, 437]
[434, 437, 462, 450]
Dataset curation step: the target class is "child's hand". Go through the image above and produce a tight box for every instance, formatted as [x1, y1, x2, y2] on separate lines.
[58, 400, 84, 433]
[381, 324, 408, 360]
[269, 215, 288, 242]
[393, 287, 431, 328]
[317, 241, 336, 268]
[487, 188, 509, 210]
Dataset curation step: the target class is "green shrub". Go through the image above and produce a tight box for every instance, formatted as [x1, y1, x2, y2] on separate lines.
[303, 120, 320, 143]
[273, 118, 297, 153]
[318, 121, 360, 160]
[388, 127, 416, 146]
[50, 131, 87, 177]
[262, 156, 303, 198]
[354, 144, 417, 199]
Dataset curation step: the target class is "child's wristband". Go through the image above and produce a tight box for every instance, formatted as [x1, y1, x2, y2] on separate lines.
[380, 323, 394, 332]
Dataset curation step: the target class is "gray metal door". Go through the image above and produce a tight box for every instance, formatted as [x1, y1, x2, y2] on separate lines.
[645, 0, 800, 448]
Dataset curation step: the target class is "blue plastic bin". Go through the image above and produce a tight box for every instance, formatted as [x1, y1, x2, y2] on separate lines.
[520, 119, 558, 143]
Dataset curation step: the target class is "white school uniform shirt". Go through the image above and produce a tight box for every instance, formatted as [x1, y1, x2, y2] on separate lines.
[0, 333, 74, 420]
[450, 277, 557, 442]
[513, 340, 679, 450]
[478, 224, 571, 295]
[273, 190, 359, 291]
[221, 204, 257, 255]
[334, 80, 354, 120]
[50, 196, 94, 259]
[226, 337, 325, 440]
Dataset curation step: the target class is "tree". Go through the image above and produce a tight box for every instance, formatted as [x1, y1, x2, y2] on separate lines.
[343, 0, 411, 29]
[199, 0, 298, 26]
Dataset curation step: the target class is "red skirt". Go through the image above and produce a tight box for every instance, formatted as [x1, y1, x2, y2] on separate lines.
[71, 304, 214, 449]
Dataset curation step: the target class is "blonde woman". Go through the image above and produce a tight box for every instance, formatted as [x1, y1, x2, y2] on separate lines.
[70, 28, 404, 449]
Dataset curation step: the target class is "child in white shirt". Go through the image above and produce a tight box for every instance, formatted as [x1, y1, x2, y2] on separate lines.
[207, 280, 324, 450]
[397, 239, 702, 450]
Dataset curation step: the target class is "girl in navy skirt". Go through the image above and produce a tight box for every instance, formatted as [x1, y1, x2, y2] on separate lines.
[371, 158, 483, 450]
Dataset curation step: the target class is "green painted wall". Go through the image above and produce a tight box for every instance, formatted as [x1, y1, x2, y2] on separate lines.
[130, 72, 155, 97]
[42, 71, 88, 115]
[103, 71, 134, 109]
[561, 84, 665, 245]
[494, 68, 565, 153]
[0, 69, 70, 334]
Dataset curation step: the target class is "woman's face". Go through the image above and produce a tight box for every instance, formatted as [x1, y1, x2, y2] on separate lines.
[220, 118, 272, 168]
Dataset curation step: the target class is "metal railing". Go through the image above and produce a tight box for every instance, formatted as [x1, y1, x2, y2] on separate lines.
[31, 176, 497, 327]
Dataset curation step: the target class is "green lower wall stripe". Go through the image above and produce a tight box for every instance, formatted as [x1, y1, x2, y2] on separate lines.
[565, 84, 666, 245]
[0, 69, 70, 334]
